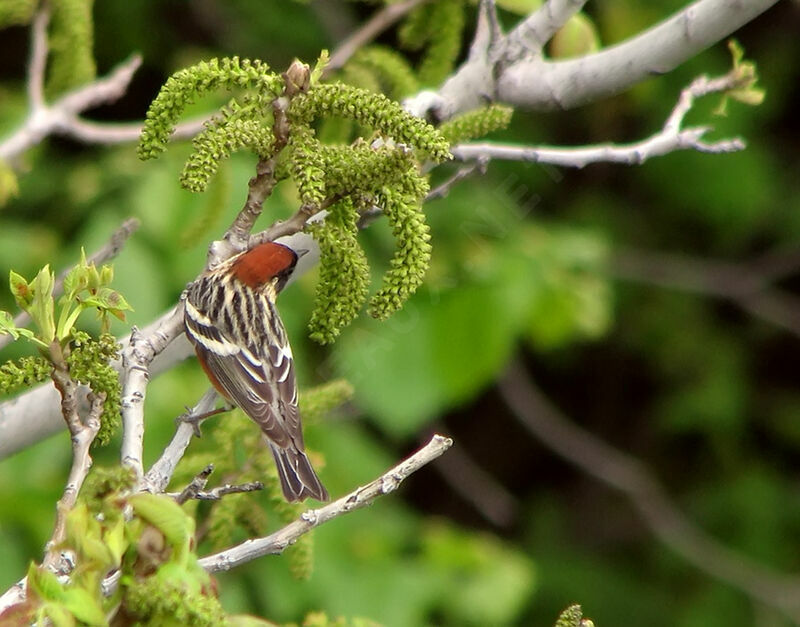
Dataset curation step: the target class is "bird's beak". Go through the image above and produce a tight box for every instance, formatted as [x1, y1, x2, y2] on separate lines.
[295, 248, 309, 258]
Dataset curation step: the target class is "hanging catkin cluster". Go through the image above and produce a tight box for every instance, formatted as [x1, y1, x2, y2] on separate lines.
[138, 55, 453, 344]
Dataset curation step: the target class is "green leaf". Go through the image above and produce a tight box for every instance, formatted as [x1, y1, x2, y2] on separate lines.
[61, 588, 106, 626]
[38, 603, 75, 627]
[129, 493, 194, 550]
[56, 305, 84, 341]
[714, 39, 766, 116]
[9, 270, 32, 310]
[0, 310, 36, 341]
[310, 49, 329, 86]
[103, 516, 127, 567]
[31, 265, 56, 344]
[82, 287, 132, 313]
[27, 562, 66, 603]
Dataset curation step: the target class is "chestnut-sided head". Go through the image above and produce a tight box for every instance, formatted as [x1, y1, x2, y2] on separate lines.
[230, 242, 302, 293]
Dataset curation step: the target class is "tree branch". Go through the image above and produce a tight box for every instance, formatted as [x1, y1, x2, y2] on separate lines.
[406, 0, 780, 120]
[452, 66, 747, 168]
[0, 55, 142, 162]
[58, 115, 208, 145]
[27, 5, 49, 112]
[143, 387, 219, 493]
[120, 306, 185, 481]
[198, 434, 453, 572]
[0, 315, 194, 461]
[210, 61, 313, 266]
[43, 341, 104, 573]
[498, 359, 800, 622]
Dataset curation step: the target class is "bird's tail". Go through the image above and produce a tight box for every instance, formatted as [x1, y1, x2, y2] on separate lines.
[268, 442, 329, 502]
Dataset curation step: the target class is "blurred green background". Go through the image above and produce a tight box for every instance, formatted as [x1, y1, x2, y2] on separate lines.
[1, 1, 800, 625]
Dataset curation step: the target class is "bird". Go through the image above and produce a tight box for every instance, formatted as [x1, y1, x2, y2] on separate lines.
[183, 240, 329, 502]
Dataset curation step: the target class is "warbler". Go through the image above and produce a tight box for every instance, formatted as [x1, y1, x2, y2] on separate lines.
[184, 241, 328, 502]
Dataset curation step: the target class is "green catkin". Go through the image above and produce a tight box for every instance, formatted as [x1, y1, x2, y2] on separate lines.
[0, 0, 36, 28]
[291, 83, 450, 162]
[46, 0, 96, 97]
[368, 173, 432, 319]
[123, 578, 226, 627]
[438, 104, 514, 145]
[307, 199, 370, 343]
[139, 55, 453, 345]
[349, 46, 419, 100]
[0, 355, 51, 397]
[67, 332, 122, 445]
[181, 118, 274, 192]
[138, 57, 282, 160]
[417, 0, 465, 87]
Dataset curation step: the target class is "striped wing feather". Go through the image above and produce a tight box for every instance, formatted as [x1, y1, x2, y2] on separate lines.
[183, 275, 327, 501]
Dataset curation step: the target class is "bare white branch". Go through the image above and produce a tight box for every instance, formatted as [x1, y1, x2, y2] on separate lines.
[498, 0, 777, 112]
[27, 6, 49, 112]
[198, 434, 453, 573]
[451, 129, 743, 168]
[144, 387, 219, 493]
[0, 319, 194, 461]
[406, 0, 779, 119]
[59, 115, 209, 145]
[42, 392, 104, 573]
[120, 306, 185, 480]
[0, 55, 142, 162]
[0, 579, 26, 614]
[451, 66, 748, 168]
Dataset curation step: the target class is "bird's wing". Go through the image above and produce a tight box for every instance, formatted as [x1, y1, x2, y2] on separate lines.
[184, 297, 302, 449]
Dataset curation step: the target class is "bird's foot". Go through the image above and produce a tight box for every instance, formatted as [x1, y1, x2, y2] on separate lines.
[175, 404, 234, 438]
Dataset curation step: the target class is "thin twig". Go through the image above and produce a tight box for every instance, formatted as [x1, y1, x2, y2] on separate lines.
[173, 463, 213, 504]
[144, 387, 220, 493]
[0, 55, 142, 162]
[498, 359, 800, 622]
[60, 115, 209, 145]
[0, 578, 26, 614]
[198, 434, 453, 572]
[27, 5, 50, 112]
[326, 0, 430, 75]
[451, 130, 743, 168]
[248, 194, 342, 249]
[210, 61, 313, 267]
[43, 341, 105, 573]
[451, 66, 748, 169]
[427, 160, 487, 201]
[171, 477, 264, 504]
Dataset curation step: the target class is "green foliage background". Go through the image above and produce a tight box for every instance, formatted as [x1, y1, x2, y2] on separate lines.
[1, 1, 800, 625]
